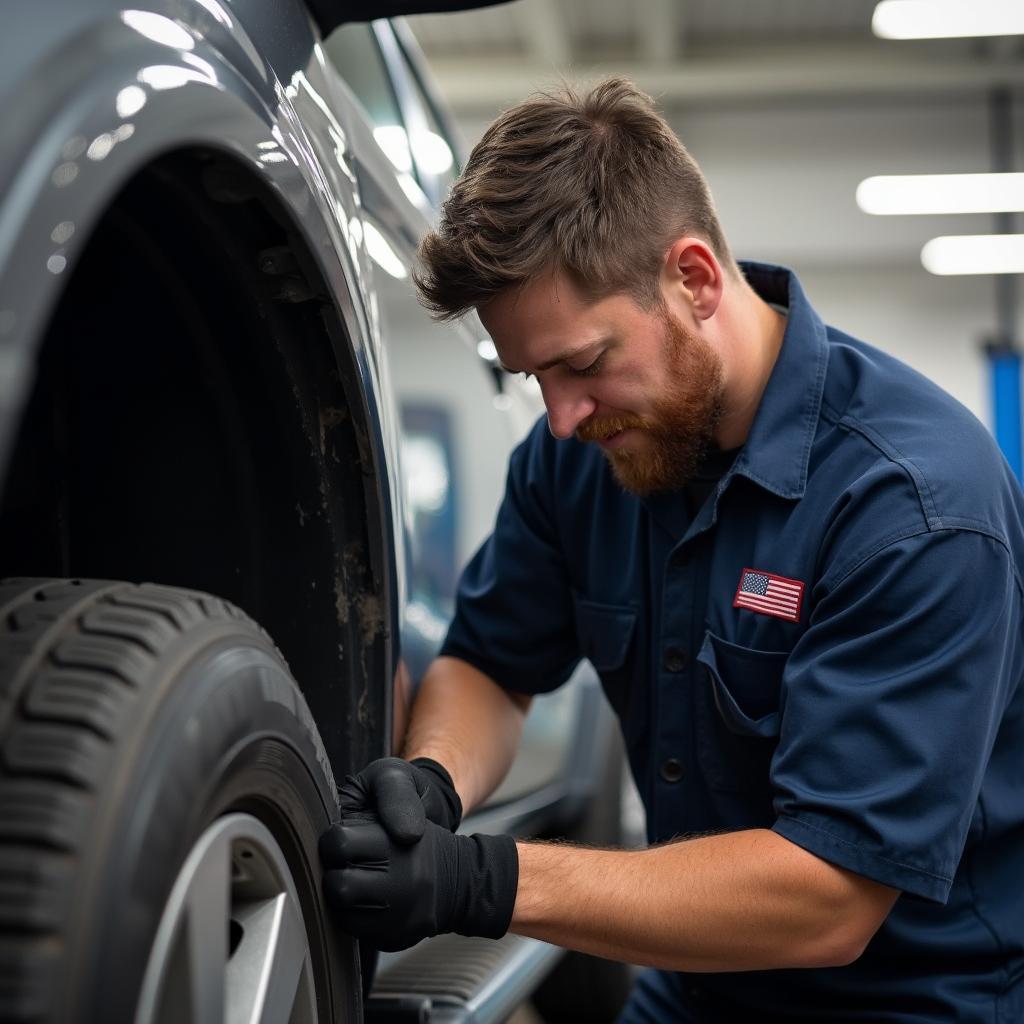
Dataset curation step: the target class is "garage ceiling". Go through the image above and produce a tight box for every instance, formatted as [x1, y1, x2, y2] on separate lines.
[402, 0, 1024, 422]
[406, 0, 1024, 113]
[411, 0, 884, 56]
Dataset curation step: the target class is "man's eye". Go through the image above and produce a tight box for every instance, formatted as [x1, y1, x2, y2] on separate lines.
[571, 353, 605, 378]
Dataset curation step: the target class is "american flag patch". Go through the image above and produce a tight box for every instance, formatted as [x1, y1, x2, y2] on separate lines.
[733, 568, 804, 622]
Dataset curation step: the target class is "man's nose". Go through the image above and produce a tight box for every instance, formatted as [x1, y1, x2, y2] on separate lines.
[542, 381, 597, 440]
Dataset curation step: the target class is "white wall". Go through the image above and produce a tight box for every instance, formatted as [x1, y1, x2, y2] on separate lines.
[672, 96, 1014, 424]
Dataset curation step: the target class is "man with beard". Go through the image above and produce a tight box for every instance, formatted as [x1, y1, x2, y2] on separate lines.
[320, 78, 1024, 1022]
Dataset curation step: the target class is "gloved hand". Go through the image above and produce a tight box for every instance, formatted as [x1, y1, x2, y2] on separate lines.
[319, 815, 518, 952]
[337, 756, 462, 844]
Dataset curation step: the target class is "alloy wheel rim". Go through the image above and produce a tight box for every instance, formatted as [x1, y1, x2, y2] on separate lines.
[135, 812, 318, 1024]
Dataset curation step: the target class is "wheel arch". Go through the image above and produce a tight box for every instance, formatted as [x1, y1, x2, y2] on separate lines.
[0, 140, 395, 776]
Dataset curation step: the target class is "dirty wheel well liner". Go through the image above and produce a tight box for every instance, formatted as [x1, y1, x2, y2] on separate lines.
[0, 148, 391, 773]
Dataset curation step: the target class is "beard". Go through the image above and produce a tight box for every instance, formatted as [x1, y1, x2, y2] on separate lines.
[575, 306, 725, 496]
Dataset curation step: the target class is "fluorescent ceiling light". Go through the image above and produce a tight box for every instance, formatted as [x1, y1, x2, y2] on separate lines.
[858, 173, 1024, 215]
[921, 234, 1024, 275]
[873, 1, 1024, 39]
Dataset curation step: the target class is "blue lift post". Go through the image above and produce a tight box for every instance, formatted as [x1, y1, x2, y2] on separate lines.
[987, 88, 1022, 483]
[990, 346, 1022, 480]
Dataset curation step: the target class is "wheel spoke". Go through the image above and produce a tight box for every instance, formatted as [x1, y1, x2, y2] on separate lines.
[184, 836, 230, 1024]
[137, 815, 319, 1024]
[226, 893, 308, 1024]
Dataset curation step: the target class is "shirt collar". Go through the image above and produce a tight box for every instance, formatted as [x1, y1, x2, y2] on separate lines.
[728, 261, 829, 501]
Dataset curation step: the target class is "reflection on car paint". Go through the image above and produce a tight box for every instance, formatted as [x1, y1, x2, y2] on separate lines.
[121, 11, 198, 51]
[364, 222, 407, 279]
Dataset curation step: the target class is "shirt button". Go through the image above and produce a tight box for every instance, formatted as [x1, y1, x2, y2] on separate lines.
[660, 757, 685, 783]
[662, 646, 687, 672]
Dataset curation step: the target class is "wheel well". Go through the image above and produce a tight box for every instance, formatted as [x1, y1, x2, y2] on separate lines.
[0, 149, 391, 773]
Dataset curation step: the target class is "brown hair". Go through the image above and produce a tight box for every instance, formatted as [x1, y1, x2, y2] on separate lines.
[414, 76, 738, 321]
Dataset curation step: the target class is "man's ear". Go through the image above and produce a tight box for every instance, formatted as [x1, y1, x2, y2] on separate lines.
[661, 238, 723, 321]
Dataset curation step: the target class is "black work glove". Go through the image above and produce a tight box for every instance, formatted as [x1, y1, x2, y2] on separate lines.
[337, 756, 462, 843]
[319, 815, 518, 952]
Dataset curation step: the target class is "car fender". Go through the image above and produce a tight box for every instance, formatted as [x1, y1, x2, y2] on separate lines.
[0, 2, 407, 656]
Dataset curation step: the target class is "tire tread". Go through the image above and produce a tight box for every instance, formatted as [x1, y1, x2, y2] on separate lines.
[0, 780, 92, 852]
[0, 578, 272, 1023]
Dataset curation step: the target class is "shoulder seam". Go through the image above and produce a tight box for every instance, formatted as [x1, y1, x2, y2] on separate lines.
[825, 525, 1023, 600]
[835, 412, 945, 527]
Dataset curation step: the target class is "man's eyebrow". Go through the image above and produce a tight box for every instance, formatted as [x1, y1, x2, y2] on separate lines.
[500, 338, 607, 375]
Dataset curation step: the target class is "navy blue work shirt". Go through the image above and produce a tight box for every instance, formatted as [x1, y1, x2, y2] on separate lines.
[441, 261, 1024, 1021]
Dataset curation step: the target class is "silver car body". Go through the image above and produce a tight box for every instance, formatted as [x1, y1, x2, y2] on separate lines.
[0, 0, 404, 611]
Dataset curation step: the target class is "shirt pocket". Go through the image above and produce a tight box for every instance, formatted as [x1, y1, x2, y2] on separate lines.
[695, 629, 787, 795]
[571, 593, 638, 723]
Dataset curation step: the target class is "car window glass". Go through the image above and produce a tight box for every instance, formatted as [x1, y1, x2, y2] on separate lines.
[323, 24, 412, 176]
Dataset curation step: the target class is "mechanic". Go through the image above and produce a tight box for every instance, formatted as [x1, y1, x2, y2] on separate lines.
[320, 77, 1024, 1021]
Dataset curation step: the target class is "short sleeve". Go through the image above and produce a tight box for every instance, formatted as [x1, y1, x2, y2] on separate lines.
[772, 528, 1023, 903]
[439, 421, 581, 694]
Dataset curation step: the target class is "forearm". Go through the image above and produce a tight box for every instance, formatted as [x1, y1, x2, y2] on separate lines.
[400, 655, 532, 815]
[511, 829, 898, 972]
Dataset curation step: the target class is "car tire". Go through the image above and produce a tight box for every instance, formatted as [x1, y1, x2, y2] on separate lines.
[0, 577, 361, 1024]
